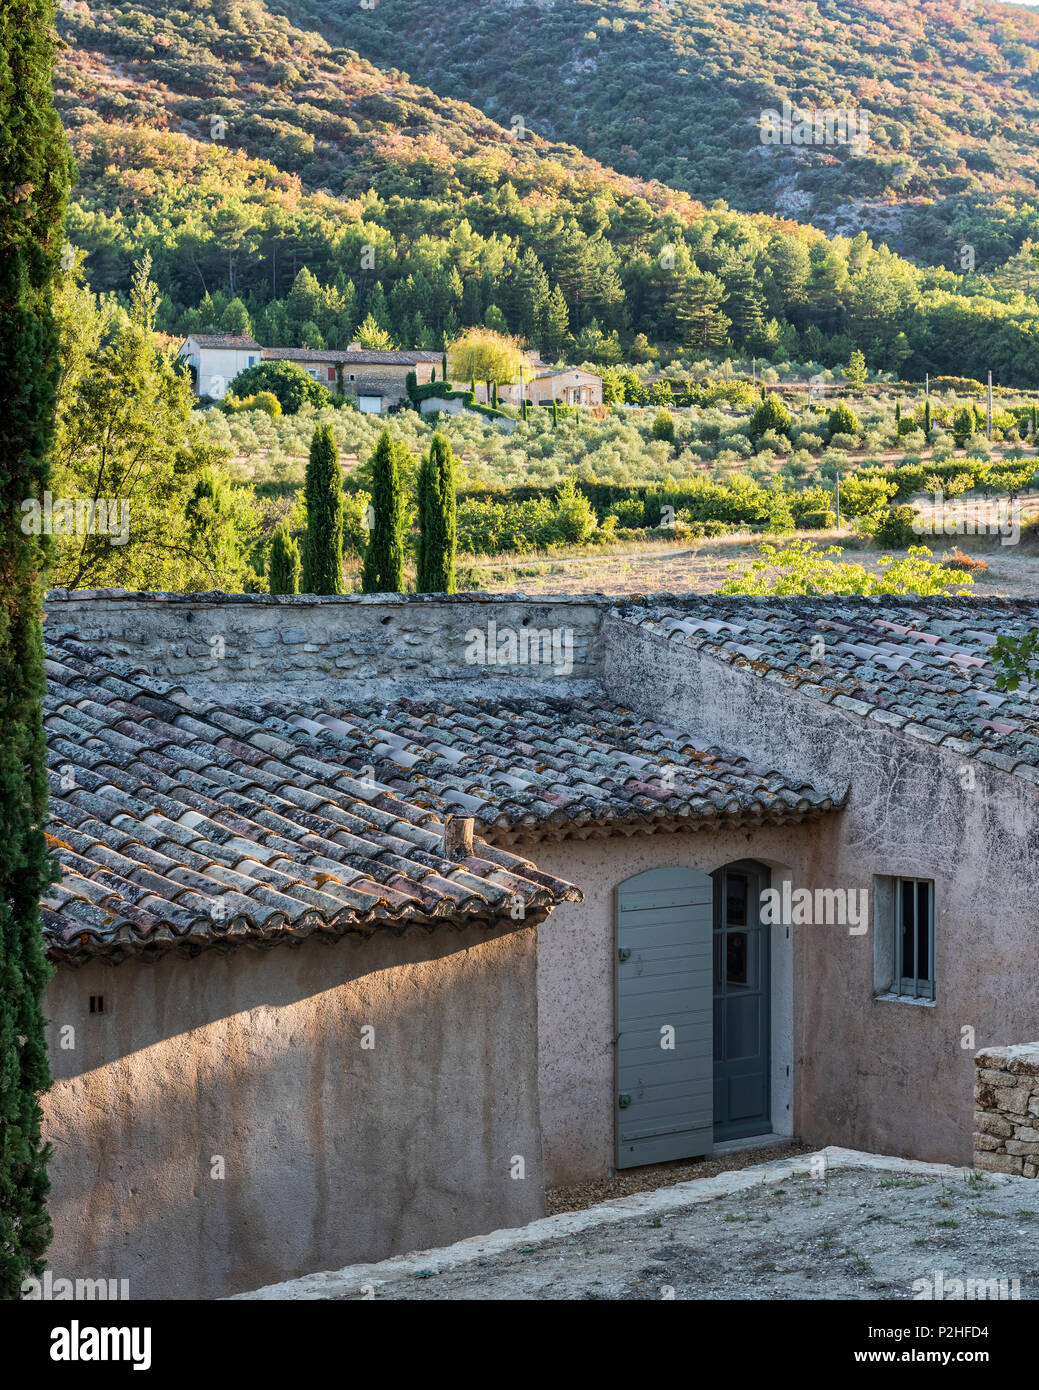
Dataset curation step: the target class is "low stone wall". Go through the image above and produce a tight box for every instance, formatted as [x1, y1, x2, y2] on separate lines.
[973, 1044, 1039, 1176]
[44, 591, 605, 698]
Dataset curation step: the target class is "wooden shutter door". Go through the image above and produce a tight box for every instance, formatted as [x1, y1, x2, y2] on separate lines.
[615, 867, 714, 1169]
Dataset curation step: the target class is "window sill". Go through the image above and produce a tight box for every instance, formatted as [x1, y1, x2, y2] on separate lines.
[873, 991, 936, 1008]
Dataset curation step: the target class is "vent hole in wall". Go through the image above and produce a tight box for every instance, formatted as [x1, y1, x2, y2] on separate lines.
[380, 616, 392, 625]
[89, 995, 104, 1015]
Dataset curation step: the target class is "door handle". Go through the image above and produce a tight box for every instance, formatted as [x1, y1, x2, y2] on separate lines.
[618, 1093, 632, 1108]
[618, 947, 631, 962]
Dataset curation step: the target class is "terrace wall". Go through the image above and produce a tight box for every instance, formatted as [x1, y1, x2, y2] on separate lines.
[973, 1044, 1039, 1176]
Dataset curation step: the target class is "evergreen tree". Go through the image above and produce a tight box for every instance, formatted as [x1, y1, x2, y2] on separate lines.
[361, 428, 407, 593]
[541, 284, 570, 357]
[442, 350, 448, 381]
[845, 348, 868, 391]
[552, 399, 558, 427]
[895, 399, 901, 425]
[417, 433, 457, 593]
[676, 274, 730, 351]
[301, 424, 344, 594]
[0, 0, 73, 1298]
[923, 397, 932, 441]
[268, 523, 301, 594]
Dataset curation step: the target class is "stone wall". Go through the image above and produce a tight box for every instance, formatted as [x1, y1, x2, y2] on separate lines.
[44, 591, 604, 700]
[973, 1045, 1039, 1177]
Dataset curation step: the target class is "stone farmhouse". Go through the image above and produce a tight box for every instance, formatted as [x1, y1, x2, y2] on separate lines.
[178, 335, 439, 413]
[38, 590, 1039, 1298]
[179, 336, 603, 414]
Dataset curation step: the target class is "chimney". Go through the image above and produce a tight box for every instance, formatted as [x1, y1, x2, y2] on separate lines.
[443, 814, 474, 861]
[347, 341, 361, 352]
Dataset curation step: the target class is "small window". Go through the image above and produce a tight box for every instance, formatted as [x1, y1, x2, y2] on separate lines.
[89, 994, 105, 1015]
[873, 876, 935, 1001]
[247, 355, 257, 367]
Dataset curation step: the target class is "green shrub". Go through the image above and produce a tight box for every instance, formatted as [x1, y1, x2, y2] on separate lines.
[828, 401, 860, 437]
[872, 505, 919, 549]
[798, 509, 837, 529]
[228, 359, 331, 414]
[750, 392, 792, 439]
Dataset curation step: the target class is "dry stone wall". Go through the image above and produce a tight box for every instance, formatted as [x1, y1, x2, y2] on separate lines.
[44, 591, 605, 699]
[973, 1044, 1039, 1176]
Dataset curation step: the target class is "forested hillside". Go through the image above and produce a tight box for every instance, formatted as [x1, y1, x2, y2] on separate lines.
[296, 0, 1039, 266]
[54, 0, 1039, 381]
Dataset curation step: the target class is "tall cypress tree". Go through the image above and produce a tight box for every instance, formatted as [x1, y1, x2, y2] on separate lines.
[0, 0, 73, 1297]
[361, 428, 406, 593]
[417, 433, 457, 594]
[268, 523, 301, 594]
[301, 424, 344, 594]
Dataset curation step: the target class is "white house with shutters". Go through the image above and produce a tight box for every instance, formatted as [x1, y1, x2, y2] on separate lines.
[177, 333, 262, 399]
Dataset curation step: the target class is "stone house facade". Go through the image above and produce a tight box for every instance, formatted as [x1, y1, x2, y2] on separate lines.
[38, 590, 1039, 1295]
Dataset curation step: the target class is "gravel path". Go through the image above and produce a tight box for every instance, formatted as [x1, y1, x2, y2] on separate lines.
[334, 1166, 1039, 1301]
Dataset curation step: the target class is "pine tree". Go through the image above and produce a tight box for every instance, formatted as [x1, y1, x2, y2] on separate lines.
[417, 433, 457, 593]
[301, 424, 344, 594]
[0, 0, 73, 1298]
[268, 523, 301, 594]
[676, 274, 730, 352]
[361, 428, 407, 593]
[541, 284, 570, 357]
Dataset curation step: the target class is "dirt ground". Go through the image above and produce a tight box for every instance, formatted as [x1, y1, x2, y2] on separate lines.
[547, 1140, 813, 1214]
[347, 1166, 1039, 1301]
[461, 533, 1039, 599]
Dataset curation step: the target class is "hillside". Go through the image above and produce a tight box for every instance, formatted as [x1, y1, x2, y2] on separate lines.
[53, 0, 1039, 381]
[282, 0, 1039, 266]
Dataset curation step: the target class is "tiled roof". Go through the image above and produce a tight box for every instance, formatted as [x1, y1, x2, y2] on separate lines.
[616, 596, 1039, 783]
[42, 643, 580, 965]
[182, 334, 262, 350]
[262, 347, 441, 365]
[41, 641, 836, 963]
[261, 692, 838, 838]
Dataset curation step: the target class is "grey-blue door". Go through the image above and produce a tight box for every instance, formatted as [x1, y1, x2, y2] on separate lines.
[712, 862, 771, 1141]
[614, 868, 714, 1169]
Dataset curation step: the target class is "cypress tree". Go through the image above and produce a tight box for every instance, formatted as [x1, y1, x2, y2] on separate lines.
[1032, 403, 1036, 437]
[923, 397, 931, 441]
[491, 380, 498, 408]
[895, 399, 901, 425]
[361, 428, 406, 593]
[301, 424, 344, 594]
[417, 433, 457, 594]
[442, 350, 448, 381]
[521, 395, 528, 422]
[268, 523, 301, 594]
[552, 399, 558, 427]
[470, 374, 477, 400]
[0, 0, 73, 1297]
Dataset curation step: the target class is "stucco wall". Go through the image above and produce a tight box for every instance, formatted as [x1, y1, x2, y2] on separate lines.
[43, 921, 543, 1300]
[603, 613, 1039, 1166]
[525, 825, 821, 1186]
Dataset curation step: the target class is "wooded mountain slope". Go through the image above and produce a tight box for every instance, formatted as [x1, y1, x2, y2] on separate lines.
[286, 0, 1039, 266]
